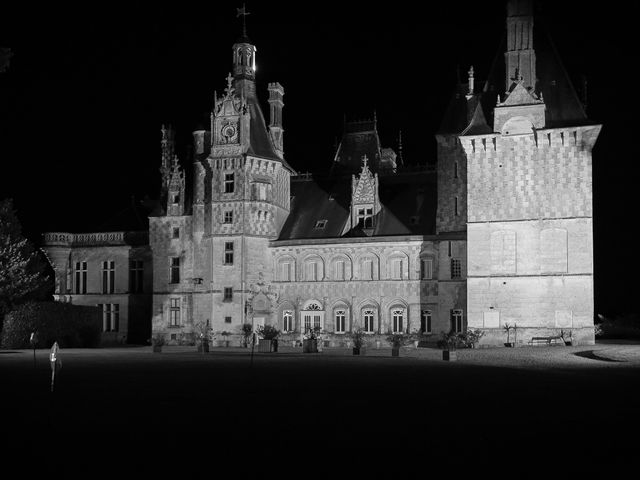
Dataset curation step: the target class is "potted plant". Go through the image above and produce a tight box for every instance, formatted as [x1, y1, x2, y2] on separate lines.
[220, 331, 231, 347]
[194, 321, 213, 353]
[257, 324, 281, 352]
[438, 331, 459, 361]
[386, 333, 409, 357]
[240, 323, 253, 348]
[503, 323, 516, 347]
[349, 328, 367, 355]
[560, 329, 573, 346]
[303, 326, 321, 353]
[152, 334, 165, 353]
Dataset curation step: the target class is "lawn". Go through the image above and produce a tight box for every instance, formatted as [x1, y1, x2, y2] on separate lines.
[1, 343, 638, 476]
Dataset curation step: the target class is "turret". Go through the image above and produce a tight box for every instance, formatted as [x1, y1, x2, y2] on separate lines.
[268, 82, 285, 159]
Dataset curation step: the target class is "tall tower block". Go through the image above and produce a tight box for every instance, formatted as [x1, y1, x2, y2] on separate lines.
[438, 0, 601, 345]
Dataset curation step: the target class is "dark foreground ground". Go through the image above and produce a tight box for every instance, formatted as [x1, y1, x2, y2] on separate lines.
[1, 341, 639, 477]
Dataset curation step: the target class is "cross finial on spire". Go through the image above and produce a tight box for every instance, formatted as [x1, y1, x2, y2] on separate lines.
[237, 3, 251, 37]
[362, 155, 369, 170]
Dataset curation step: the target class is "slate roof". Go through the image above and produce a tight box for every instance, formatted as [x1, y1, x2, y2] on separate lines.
[276, 167, 437, 241]
[439, 15, 590, 135]
[243, 95, 295, 172]
[331, 120, 385, 175]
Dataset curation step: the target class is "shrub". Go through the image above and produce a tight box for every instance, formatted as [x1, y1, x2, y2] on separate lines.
[1, 301, 101, 349]
[349, 328, 367, 348]
[457, 329, 485, 348]
[386, 333, 410, 348]
[595, 313, 640, 339]
[257, 324, 280, 340]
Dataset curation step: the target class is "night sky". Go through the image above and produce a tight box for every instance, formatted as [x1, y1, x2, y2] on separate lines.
[0, 2, 634, 317]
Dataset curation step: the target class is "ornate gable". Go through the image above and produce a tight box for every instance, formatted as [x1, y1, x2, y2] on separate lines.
[502, 80, 541, 106]
[493, 79, 546, 134]
[212, 73, 244, 149]
[352, 157, 377, 204]
[349, 155, 381, 233]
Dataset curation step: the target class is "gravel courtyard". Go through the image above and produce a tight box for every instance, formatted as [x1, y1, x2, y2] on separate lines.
[1, 341, 638, 476]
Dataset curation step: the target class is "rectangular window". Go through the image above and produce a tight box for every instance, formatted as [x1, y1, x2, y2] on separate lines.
[421, 310, 432, 334]
[335, 261, 345, 281]
[102, 260, 115, 294]
[357, 206, 374, 229]
[172, 194, 180, 204]
[129, 260, 144, 293]
[454, 161, 458, 179]
[454, 196, 459, 216]
[223, 287, 233, 302]
[283, 311, 293, 332]
[307, 262, 317, 281]
[314, 220, 327, 229]
[304, 314, 311, 333]
[224, 242, 234, 265]
[75, 261, 87, 294]
[335, 310, 346, 333]
[170, 298, 180, 326]
[100, 304, 119, 332]
[421, 259, 433, 280]
[224, 173, 235, 193]
[362, 260, 373, 280]
[392, 259, 403, 280]
[363, 310, 375, 333]
[281, 263, 291, 282]
[451, 258, 462, 279]
[223, 211, 233, 224]
[172, 227, 180, 239]
[451, 309, 463, 333]
[170, 257, 180, 284]
[225, 316, 232, 324]
[255, 183, 267, 201]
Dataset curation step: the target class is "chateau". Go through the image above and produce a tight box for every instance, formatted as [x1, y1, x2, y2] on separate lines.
[42, 1, 600, 347]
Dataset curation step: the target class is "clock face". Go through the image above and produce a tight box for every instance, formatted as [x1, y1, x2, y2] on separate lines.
[220, 121, 238, 144]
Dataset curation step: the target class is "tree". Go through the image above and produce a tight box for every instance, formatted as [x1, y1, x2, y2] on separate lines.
[0, 199, 49, 328]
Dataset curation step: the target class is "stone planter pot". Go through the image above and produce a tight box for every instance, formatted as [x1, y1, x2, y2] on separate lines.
[391, 347, 400, 357]
[303, 339, 318, 353]
[504, 342, 514, 348]
[152, 345, 162, 353]
[197, 342, 209, 353]
[442, 350, 457, 361]
[353, 347, 360, 355]
[258, 339, 273, 353]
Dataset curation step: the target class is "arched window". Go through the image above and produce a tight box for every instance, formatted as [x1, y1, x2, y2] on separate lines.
[301, 300, 324, 333]
[303, 255, 323, 281]
[391, 308, 405, 333]
[276, 256, 295, 282]
[283, 310, 293, 333]
[363, 308, 376, 333]
[335, 309, 346, 333]
[360, 255, 377, 280]
[388, 253, 408, 280]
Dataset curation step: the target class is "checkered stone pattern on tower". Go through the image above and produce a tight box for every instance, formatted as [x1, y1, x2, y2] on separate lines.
[463, 127, 598, 223]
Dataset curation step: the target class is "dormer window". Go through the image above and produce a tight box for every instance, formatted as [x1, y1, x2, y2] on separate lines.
[314, 220, 327, 230]
[357, 207, 374, 229]
[172, 194, 180, 204]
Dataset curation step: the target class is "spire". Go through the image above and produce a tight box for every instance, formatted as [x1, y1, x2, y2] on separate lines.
[233, 5, 257, 95]
[505, 0, 536, 92]
[467, 66, 475, 96]
[397, 130, 404, 167]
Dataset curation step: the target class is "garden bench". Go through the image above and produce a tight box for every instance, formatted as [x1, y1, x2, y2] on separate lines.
[528, 336, 563, 346]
